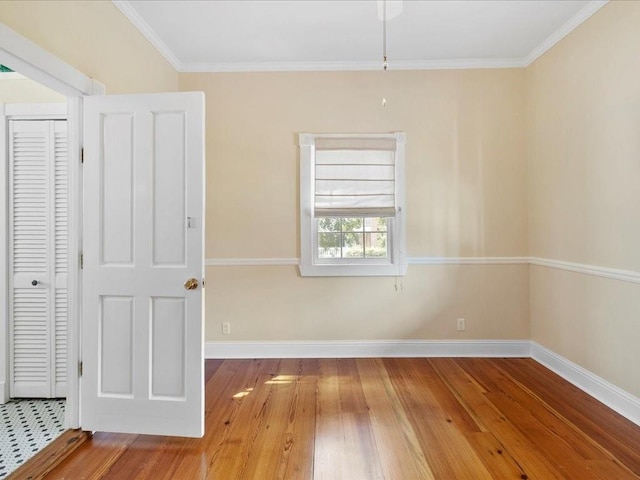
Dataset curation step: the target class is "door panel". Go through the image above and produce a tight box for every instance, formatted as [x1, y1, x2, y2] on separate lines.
[82, 92, 205, 438]
[100, 113, 134, 266]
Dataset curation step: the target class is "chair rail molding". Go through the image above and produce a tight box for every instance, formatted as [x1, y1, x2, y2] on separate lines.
[205, 256, 640, 285]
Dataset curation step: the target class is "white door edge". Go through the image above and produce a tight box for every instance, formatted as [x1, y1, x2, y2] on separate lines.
[0, 23, 105, 427]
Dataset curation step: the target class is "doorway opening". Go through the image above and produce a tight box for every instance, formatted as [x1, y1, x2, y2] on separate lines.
[0, 67, 68, 478]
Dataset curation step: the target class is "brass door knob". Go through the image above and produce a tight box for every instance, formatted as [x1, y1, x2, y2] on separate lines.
[184, 278, 199, 290]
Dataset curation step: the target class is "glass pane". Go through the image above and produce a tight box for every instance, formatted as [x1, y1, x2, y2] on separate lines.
[365, 217, 387, 232]
[341, 217, 363, 232]
[318, 233, 341, 258]
[364, 232, 388, 258]
[343, 232, 364, 258]
[318, 217, 341, 232]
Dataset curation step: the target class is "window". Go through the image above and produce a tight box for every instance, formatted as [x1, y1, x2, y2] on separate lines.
[299, 133, 406, 276]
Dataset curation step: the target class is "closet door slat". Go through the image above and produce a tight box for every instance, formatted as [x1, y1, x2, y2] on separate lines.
[9, 118, 67, 399]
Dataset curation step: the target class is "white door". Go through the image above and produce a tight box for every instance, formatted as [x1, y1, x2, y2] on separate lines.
[9, 119, 68, 398]
[82, 92, 205, 437]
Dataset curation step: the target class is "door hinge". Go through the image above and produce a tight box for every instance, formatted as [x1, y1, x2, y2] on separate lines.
[80, 253, 84, 269]
[79, 361, 83, 376]
[81, 148, 85, 164]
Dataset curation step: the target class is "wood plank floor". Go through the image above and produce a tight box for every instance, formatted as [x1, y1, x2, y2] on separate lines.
[43, 358, 640, 479]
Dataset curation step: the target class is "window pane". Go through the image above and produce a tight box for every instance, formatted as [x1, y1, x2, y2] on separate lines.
[343, 232, 364, 258]
[365, 217, 387, 232]
[341, 217, 363, 232]
[316, 217, 389, 260]
[318, 233, 341, 258]
[318, 217, 341, 232]
[365, 232, 388, 258]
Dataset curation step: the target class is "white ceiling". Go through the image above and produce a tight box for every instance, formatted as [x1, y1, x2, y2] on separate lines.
[114, 0, 607, 72]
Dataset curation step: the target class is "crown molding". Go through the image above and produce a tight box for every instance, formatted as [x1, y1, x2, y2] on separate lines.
[112, 0, 183, 71]
[116, 0, 608, 73]
[523, 0, 609, 66]
[180, 57, 527, 73]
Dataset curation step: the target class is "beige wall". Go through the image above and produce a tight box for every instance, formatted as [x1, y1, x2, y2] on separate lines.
[527, 1, 640, 397]
[180, 70, 530, 342]
[0, 1, 178, 93]
[0, 75, 65, 103]
[4, 0, 636, 400]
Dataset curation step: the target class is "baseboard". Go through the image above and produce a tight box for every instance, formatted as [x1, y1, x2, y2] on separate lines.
[205, 339, 640, 427]
[205, 339, 531, 359]
[531, 342, 640, 426]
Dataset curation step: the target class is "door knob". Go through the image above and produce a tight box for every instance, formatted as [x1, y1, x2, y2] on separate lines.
[184, 278, 199, 290]
[32, 280, 38, 286]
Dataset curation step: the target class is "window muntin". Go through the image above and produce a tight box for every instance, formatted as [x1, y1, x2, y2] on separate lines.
[316, 217, 389, 260]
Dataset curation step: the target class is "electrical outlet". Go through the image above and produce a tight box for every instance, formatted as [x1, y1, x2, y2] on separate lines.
[457, 318, 466, 331]
[222, 322, 231, 335]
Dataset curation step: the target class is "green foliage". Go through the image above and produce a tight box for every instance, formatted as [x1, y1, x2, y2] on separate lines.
[345, 247, 387, 258]
[318, 217, 388, 258]
[318, 217, 363, 233]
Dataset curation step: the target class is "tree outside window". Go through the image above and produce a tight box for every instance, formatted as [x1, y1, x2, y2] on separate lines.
[317, 217, 388, 259]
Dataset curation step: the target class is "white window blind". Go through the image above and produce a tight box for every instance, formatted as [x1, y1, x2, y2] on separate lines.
[314, 137, 397, 217]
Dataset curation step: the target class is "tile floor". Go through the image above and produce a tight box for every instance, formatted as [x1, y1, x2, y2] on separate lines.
[0, 399, 65, 479]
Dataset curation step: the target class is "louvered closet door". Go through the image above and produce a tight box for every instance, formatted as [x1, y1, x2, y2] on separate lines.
[9, 119, 68, 398]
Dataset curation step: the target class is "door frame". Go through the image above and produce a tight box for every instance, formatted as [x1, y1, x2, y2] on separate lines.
[4, 103, 67, 399]
[0, 23, 104, 428]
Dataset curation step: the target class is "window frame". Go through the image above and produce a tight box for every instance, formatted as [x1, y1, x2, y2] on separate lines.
[299, 132, 407, 277]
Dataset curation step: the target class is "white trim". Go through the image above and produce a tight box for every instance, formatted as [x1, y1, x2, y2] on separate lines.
[205, 257, 299, 267]
[0, 106, 7, 403]
[181, 58, 528, 73]
[203, 256, 530, 267]
[531, 342, 640, 426]
[112, 0, 183, 71]
[0, 24, 104, 96]
[0, 22, 105, 428]
[4, 103, 66, 118]
[203, 256, 640, 285]
[1, 104, 68, 403]
[113, 0, 605, 73]
[530, 257, 640, 284]
[205, 340, 531, 359]
[0, 72, 26, 80]
[204, 339, 640, 427]
[298, 132, 407, 277]
[65, 97, 82, 429]
[409, 256, 529, 265]
[523, 1, 609, 65]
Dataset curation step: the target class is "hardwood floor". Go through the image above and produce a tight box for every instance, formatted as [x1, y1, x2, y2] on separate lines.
[42, 358, 640, 479]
